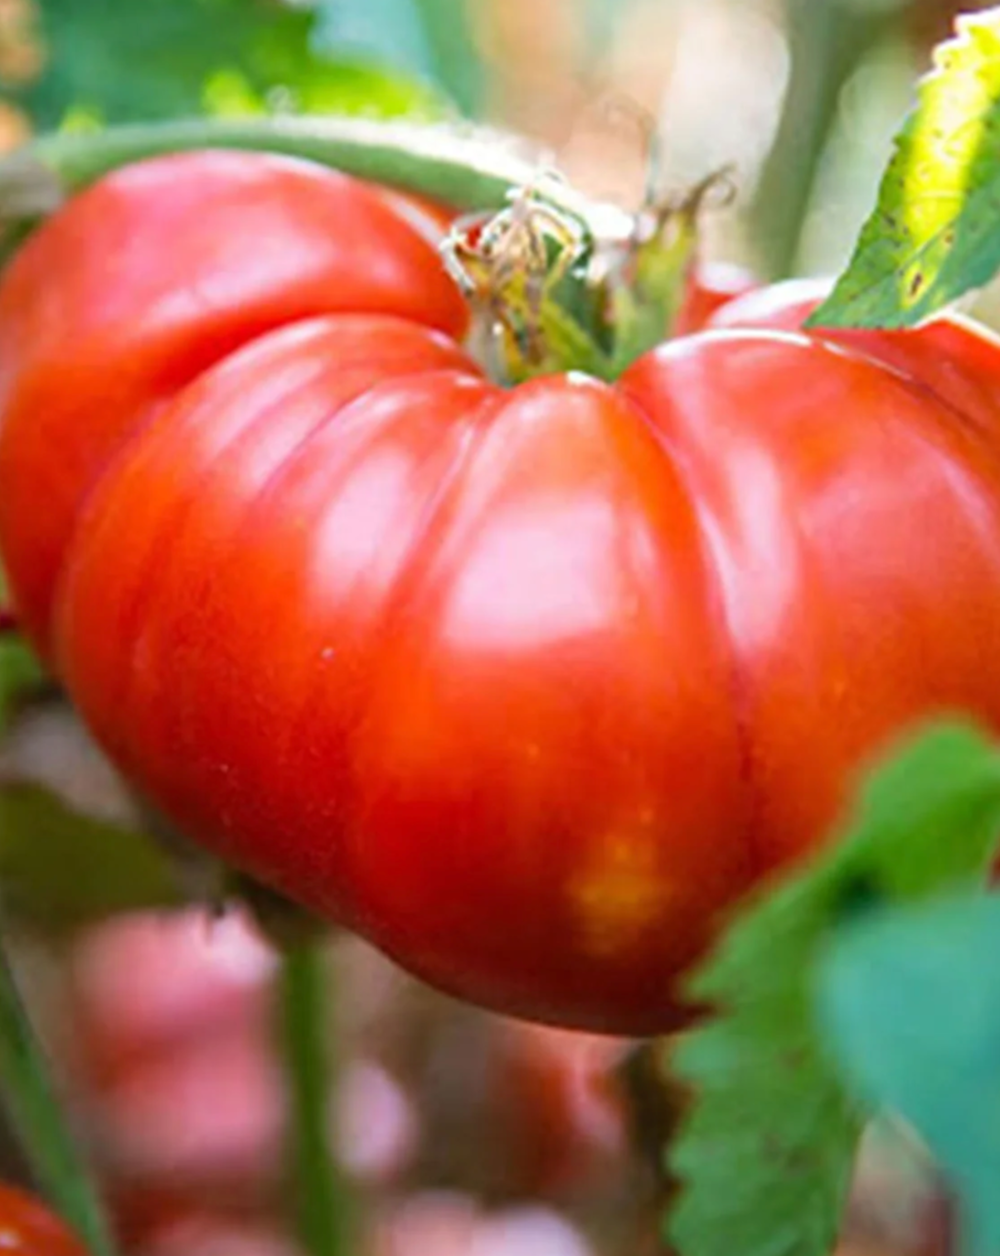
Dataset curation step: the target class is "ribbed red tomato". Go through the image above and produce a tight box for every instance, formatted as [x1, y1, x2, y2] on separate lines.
[0, 1184, 86, 1256]
[3, 150, 1000, 1034]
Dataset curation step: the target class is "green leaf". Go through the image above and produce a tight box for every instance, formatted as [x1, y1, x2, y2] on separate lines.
[608, 198, 700, 374]
[5, 0, 453, 129]
[0, 931, 118, 1256]
[0, 570, 183, 931]
[314, 0, 484, 115]
[809, 10, 1000, 329]
[0, 638, 44, 732]
[313, 0, 437, 80]
[817, 892, 1000, 1256]
[0, 564, 44, 732]
[667, 721, 1000, 1256]
[407, 0, 483, 117]
[0, 783, 183, 931]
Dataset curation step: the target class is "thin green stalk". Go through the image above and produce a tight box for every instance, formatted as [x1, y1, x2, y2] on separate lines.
[750, 0, 897, 280]
[0, 928, 117, 1255]
[277, 940, 350, 1256]
[2, 115, 633, 243]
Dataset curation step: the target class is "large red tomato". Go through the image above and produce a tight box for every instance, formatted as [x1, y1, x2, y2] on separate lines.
[3, 151, 1000, 1034]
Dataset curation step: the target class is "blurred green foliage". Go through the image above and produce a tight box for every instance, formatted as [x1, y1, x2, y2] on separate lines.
[0, 568, 41, 731]
[668, 722, 1000, 1256]
[319, 0, 483, 116]
[818, 891, 1000, 1256]
[0, 0, 484, 130]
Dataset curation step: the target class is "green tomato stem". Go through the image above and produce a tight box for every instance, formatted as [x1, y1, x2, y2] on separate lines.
[5, 115, 633, 244]
[750, 0, 896, 279]
[0, 922, 118, 1255]
[276, 939, 353, 1256]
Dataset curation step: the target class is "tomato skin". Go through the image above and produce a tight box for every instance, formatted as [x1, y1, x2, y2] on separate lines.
[622, 331, 1000, 869]
[57, 353, 750, 1032]
[0, 150, 467, 659]
[706, 274, 827, 332]
[712, 276, 1000, 435]
[673, 260, 757, 336]
[5, 154, 1000, 1034]
[0, 1184, 87, 1256]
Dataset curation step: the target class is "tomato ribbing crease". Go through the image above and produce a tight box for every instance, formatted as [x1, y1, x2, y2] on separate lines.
[2, 146, 1000, 1035]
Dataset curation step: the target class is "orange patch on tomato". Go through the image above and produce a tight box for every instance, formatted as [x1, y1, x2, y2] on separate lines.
[568, 820, 667, 956]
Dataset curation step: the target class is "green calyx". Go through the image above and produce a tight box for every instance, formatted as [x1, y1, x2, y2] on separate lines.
[443, 171, 724, 384]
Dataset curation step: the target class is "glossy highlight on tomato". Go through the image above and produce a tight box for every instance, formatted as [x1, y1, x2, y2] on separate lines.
[3, 151, 1000, 1035]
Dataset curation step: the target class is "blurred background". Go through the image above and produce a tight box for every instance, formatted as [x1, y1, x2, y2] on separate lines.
[0, 1, 988, 1254]
[0, 0, 991, 282]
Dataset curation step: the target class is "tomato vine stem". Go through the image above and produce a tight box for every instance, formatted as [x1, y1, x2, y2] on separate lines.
[0, 116, 634, 246]
[276, 939, 353, 1256]
[750, 0, 897, 279]
[0, 919, 118, 1256]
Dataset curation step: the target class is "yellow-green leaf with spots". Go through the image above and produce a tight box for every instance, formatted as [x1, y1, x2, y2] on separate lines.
[809, 10, 1000, 329]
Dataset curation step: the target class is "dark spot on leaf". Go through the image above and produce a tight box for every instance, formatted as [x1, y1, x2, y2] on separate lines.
[780, 1047, 811, 1073]
[760, 1135, 816, 1178]
[832, 871, 885, 921]
[909, 271, 926, 298]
